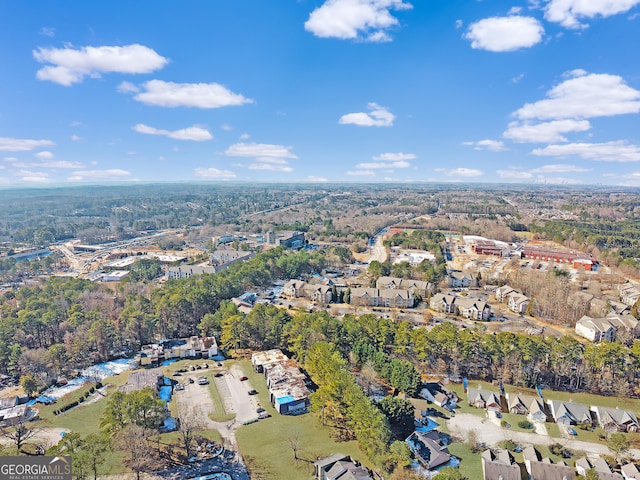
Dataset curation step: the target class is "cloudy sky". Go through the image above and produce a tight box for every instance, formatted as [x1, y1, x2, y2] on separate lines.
[1, 1, 640, 186]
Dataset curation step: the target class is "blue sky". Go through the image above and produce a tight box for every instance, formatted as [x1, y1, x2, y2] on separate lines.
[1, 0, 640, 186]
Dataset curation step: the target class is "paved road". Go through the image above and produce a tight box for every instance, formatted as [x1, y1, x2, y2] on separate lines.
[448, 413, 640, 459]
[367, 234, 388, 264]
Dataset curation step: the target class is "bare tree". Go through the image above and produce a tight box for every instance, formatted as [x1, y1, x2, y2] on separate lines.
[176, 403, 205, 458]
[1, 417, 41, 451]
[115, 425, 155, 480]
[287, 431, 300, 463]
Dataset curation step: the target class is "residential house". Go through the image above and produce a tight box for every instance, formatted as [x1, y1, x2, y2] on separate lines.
[576, 457, 623, 480]
[507, 292, 530, 314]
[304, 284, 333, 304]
[467, 388, 501, 413]
[420, 382, 458, 410]
[523, 446, 576, 480]
[506, 394, 531, 415]
[138, 336, 219, 365]
[496, 285, 517, 302]
[449, 272, 473, 288]
[591, 406, 639, 432]
[455, 296, 491, 320]
[0, 396, 19, 412]
[251, 350, 311, 415]
[622, 463, 640, 480]
[607, 313, 640, 337]
[575, 316, 617, 342]
[619, 283, 640, 306]
[284, 280, 306, 298]
[349, 288, 414, 308]
[429, 293, 457, 314]
[376, 276, 434, 297]
[251, 349, 289, 373]
[167, 265, 216, 280]
[314, 454, 373, 480]
[547, 400, 592, 426]
[528, 398, 548, 423]
[575, 457, 592, 477]
[481, 449, 521, 480]
[568, 291, 595, 310]
[0, 404, 35, 426]
[405, 430, 451, 470]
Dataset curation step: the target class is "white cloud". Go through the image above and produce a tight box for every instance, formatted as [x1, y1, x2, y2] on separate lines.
[530, 163, 591, 173]
[239, 133, 250, 140]
[33, 44, 168, 86]
[221, 124, 232, 131]
[372, 152, 416, 161]
[35, 150, 54, 159]
[464, 139, 508, 151]
[508, 6, 523, 14]
[248, 163, 294, 172]
[40, 160, 85, 169]
[68, 169, 131, 181]
[225, 142, 297, 160]
[532, 141, 640, 162]
[39, 27, 55, 37]
[503, 119, 591, 143]
[194, 167, 237, 179]
[70, 135, 83, 142]
[544, 0, 640, 28]
[132, 123, 213, 141]
[346, 169, 376, 176]
[133, 80, 253, 109]
[117, 81, 139, 94]
[17, 170, 50, 183]
[225, 142, 297, 172]
[515, 70, 640, 120]
[304, 176, 329, 182]
[339, 102, 395, 127]
[512, 73, 525, 83]
[0, 137, 55, 151]
[356, 160, 411, 169]
[497, 169, 534, 179]
[304, 0, 412, 42]
[464, 16, 544, 52]
[437, 167, 484, 177]
[3, 157, 18, 162]
[455, 19, 464, 29]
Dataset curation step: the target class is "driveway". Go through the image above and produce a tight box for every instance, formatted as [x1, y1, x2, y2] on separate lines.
[173, 364, 260, 451]
[447, 413, 640, 458]
[216, 364, 260, 424]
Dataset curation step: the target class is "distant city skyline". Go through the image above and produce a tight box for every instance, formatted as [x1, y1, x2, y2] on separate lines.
[1, 1, 639, 186]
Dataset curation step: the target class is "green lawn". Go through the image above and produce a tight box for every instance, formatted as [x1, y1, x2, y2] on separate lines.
[234, 359, 370, 480]
[447, 443, 484, 480]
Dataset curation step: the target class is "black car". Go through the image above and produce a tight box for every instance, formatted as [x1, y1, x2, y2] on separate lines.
[248, 389, 258, 395]
[256, 407, 265, 413]
[172, 372, 182, 376]
[188, 378, 194, 384]
[214, 372, 223, 377]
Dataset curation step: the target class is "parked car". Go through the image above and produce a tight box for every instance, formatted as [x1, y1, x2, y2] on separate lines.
[172, 372, 182, 377]
[188, 378, 194, 384]
[214, 372, 223, 377]
[240, 376, 248, 381]
[198, 377, 209, 385]
[217, 362, 223, 367]
[248, 389, 258, 395]
[256, 407, 265, 413]
[175, 384, 185, 391]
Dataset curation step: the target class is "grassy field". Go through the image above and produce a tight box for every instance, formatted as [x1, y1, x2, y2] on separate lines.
[234, 358, 370, 480]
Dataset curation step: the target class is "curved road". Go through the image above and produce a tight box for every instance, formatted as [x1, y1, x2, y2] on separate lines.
[448, 413, 640, 459]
